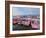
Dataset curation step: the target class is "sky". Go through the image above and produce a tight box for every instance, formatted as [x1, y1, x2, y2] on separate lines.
[12, 7, 40, 16]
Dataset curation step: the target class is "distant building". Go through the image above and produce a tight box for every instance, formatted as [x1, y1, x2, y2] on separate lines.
[13, 15, 40, 28]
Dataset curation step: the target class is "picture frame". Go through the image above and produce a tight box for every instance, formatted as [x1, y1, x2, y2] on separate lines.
[5, 1, 45, 37]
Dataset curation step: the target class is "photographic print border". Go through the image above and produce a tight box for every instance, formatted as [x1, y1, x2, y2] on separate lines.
[5, 1, 45, 37]
[10, 4, 42, 34]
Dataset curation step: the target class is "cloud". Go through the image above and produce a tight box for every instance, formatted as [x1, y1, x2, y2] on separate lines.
[12, 7, 40, 16]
